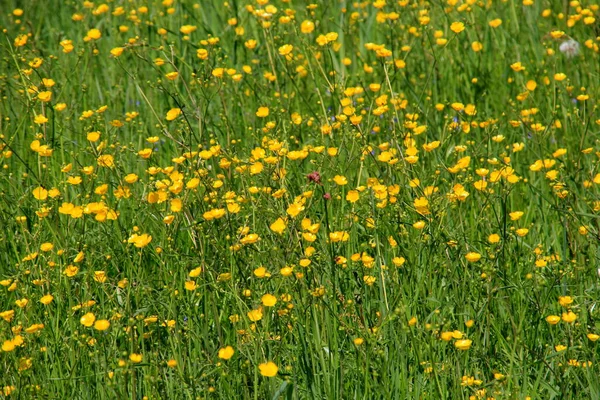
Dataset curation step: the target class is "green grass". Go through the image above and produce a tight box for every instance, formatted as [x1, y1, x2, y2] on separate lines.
[1, 0, 600, 398]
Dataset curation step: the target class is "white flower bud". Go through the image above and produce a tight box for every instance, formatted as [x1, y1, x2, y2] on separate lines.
[559, 39, 580, 58]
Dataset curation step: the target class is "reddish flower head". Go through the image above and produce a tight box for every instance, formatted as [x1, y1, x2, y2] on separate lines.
[307, 171, 322, 184]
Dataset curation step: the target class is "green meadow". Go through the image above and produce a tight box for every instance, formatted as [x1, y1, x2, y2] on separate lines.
[1, 0, 600, 398]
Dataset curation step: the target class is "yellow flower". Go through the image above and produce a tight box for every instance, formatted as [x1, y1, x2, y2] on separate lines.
[202, 208, 226, 221]
[329, 231, 349, 242]
[515, 228, 529, 237]
[138, 148, 153, 159]
[333, 175, 348, 185]
[554, 73, 567, 82]
[166, 108, 182, 121]
[258, 361, 278, 377]
[86, 28, 102, 40]
[286, 203, 304, 218]
[67, 176, 82, 185]
[63, 265, 79, 277]
[14, 34, 28, 47]
[392, 257, 405, 267]
[40, 294, 54, 305]
[80, 312, 96, 327]
[545, 315, 560, 325]
[2, 340, 16, 352]
[465, 252, 481, 263]
[110, 47, 124, 57]
[346, 190, 360, 203]
[278, 44, 293, 56]
[32, 187, 48, 200]
[510, 62, 525, 72]
[87, 131, 100, 141]
[526, 80, 537, 91]
[129, 353, 143, 363]
[94, 320, 110, 331]
[97, 154, 114, 167]
[30, 57, 43, 68]
[358, 274, 374, 286]
[261, 294, 277, 307]
[270, 218, 287, 235]
[454, 339, 472, 350]
[254, 266, 270, 278]
[180, 25, 197, 35]
[587, 333, 600, 342]
[489, 18, 502, 28]
[247, 308, 263, 322]
[127, 233, 152, 248]
[509, 211, 524, 221]
[25, 324, 44, 334]
[60, 39, 74, 53]
[189, 267, 202, 278]
[218, 346, 235, 360]
[124, 173, 138, 184]
[414, 197, 430, 215]
[256, 107, 269, 118]
[34, 114, 48, 125]
[37, 91, 52, 102]
[22, 253, 37, 262]
[316, 34, 329, 45]
[170, 198, 182, 213]
[488, 234, 500, 244]
[0, 310, 15, 322]
[300, 20, 315, 33]
[557, 296, 574, 308]
[450, 22, 465, 33]
[561, 311, 577, 323]
[240, 234, 260, 245]
[250, 162, 263, 175]
[11, 335, 23, 347]
[197, 48, 209, 59]
[325, 32, 338, 42]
